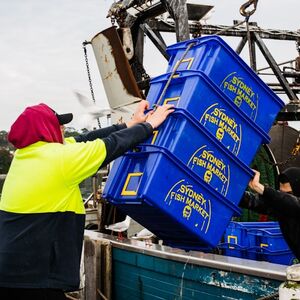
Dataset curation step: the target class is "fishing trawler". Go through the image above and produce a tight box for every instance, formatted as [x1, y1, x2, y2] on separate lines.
[79, 1, 300, 299]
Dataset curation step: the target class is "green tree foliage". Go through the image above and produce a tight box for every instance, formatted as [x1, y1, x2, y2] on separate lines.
[0, 148, 12, 174]
[0, 131, 14, 152]
[64, 126, 80, 138]
[0, 131, 13, 177]
[0, 131, 6, 147]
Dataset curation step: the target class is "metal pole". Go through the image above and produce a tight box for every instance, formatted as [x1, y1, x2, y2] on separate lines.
[254, 32, 298, 100]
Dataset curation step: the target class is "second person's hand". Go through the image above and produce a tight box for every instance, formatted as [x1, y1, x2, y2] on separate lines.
[146, 104, 175, 129]
[126, 99, 150, 127]
[248, 169, 265, 195]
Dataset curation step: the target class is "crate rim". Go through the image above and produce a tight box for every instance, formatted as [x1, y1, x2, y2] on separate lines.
[165, 35, 285, 110]
[120, 144, 242, 215]
[142, 107, 254, 177]
[149, 69, 271, 143]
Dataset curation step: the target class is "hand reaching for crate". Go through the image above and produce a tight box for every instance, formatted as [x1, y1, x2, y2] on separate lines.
[248, 170, 265, 195]
[126, 100, 150, 127]
[126, 100, 175, 129]
[146, 104, 175, 129]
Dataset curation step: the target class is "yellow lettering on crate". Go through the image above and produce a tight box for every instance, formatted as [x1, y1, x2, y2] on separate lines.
[218, 120, 240, 143]
[187, 146, 230, 196]
[220, 72, 258, 120]
[121, 172, 143, 196]
[212, 107, 238, 130]
[164, 179, 211, 233]
[200, 103, 242, 156]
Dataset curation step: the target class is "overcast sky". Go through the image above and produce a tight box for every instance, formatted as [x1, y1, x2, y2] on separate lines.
[1, 0, 299, 131]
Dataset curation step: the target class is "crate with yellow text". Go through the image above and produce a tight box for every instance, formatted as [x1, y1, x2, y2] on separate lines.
[142, 108, 253, 205]
[248, 227, 296, 265]
[103, 145, 241, 248]
[146, 70, 270, 165]
[220, 221, 279, 260]
[165, 35, 285, 133]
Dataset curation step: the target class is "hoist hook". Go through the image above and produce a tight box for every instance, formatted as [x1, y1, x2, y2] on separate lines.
[240, 0, 258, 17]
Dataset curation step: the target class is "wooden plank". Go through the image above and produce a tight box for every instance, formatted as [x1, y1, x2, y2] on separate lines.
[84, 237, 100, 300]
[84, 237, 112, 300]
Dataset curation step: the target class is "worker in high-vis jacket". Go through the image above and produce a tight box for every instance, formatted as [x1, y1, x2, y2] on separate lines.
[0, 100, 174, 300]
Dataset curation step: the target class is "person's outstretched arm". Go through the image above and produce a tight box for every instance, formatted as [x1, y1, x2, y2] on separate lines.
[243, 169, 300, 218]
[75, 123, 127, 142]
[101, 104, 174, 166]
[75, 100, 151, 142]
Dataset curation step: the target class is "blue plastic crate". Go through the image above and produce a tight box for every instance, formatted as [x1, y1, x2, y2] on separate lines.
[115, 203, 212, 251]
[248, 227, 295, 265]
[165, 35, 285, 132]
[259, 249, 295, 265]
[103, 145, 241, 248]
[248, 227, 288, 251]
[220, 221, 279, 260]
[147, 70, 270, 165]
[142, 108, 253, 205]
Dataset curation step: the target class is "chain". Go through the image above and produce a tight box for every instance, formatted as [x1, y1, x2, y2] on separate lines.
[82, 41, 101, 128]
[291, 147, 300, 157]
[212, 0, 258, 37]
[258, 141, 300, 167]
[292, 135, 300, 155]
[111, 16, 116, 26]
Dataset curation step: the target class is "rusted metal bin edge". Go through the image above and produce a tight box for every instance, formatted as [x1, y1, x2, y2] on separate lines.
[84, 230, 287, 281]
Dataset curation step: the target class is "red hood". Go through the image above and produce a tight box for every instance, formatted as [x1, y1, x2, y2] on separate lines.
[8, 103, 63, 149]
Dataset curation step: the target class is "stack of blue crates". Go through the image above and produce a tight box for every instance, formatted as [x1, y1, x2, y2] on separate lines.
[103, 35, 285, 250]
[221, 221, 296, 265]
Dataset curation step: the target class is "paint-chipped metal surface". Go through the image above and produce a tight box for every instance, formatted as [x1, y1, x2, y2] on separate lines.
[112, 248, 281, 299]
[84, 231, 286, 299]
[84, 231, 286, 281]
[91, 26, 142, 110]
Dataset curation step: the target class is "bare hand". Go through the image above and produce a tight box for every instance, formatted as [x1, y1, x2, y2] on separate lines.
[126, 100, 150, 127]
[248, 169, 265, 195]
[146, 104, 175, 129]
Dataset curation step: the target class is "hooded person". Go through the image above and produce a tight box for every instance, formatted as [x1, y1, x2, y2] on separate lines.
[0, 101, 174, 299]
[240, 167, 300, 261]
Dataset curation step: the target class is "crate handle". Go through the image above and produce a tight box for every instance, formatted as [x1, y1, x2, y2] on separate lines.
[173, 57, 194, 71]
[156, 42, 196, 107]
[121, 172, 143, 196]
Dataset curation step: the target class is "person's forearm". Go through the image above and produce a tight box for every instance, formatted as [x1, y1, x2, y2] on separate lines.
[101, 122, 153, 165]
[239, 191, 272, 215]
[75, 124, 126, 142]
